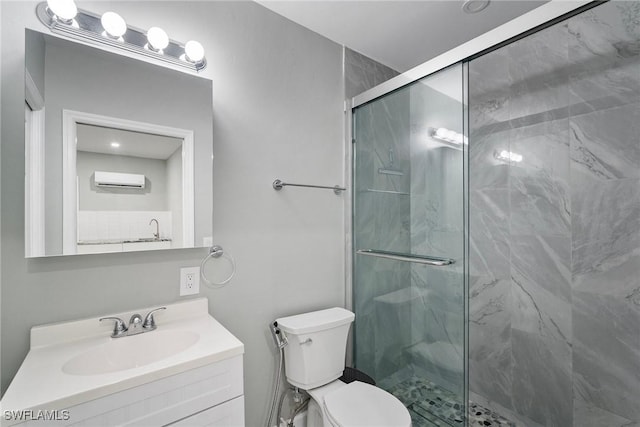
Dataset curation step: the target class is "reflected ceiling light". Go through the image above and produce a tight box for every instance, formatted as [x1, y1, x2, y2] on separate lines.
[184, 40, 205, 63]
[110, 142, 121, 148]
[36, 2, 207, 72]
[462, 0, 490, 14]
[146, 27, 169, 52]
[430, 127, 467, 145]
[46, 0, 77, 22]
[101, 11, 127, 40]
[495, 150, 523, 163]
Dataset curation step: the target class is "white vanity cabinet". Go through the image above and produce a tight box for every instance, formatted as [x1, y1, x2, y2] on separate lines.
[2, 298, 245, 427]
[16, 356, 244, 427]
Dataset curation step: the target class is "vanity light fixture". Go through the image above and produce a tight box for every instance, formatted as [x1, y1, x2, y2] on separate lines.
[495, 150, 523, 163]
[100, 11, 127, 40]
[36, 1, 207, 72]
[430, 127, 467, 146]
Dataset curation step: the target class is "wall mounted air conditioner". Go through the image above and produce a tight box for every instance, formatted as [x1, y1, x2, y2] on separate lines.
[94, 171, 145, 189]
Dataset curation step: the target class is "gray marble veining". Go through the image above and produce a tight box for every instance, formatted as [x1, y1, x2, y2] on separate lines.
[510, 234, 571, 343]
[573, 397, 640, 427]
[345, 47, 399, 99]
[511, 330, 573, 427]
[572, 289, 640, 421]
[509, 119, 571, 236]
[469, 2, 640, 425]
[570, 170, 640, 284]
[570, 104, 640, 180]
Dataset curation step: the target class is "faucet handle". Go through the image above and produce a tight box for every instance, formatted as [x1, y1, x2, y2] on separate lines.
[142, 307, 166, 330]
[99, 316, 127, 337]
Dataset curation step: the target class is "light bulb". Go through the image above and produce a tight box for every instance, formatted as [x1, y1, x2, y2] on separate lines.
[47, 0, 77, 21]
[496, 150, 523, 163]
[147, 27, 169, 51]
[435, 128, 448, 139]
[184, 40, 205, 62]
[110, 142, 120, 148]
[101, 12, 127, 38]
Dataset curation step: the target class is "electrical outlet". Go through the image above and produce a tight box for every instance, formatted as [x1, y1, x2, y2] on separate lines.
[180, 267, 200, 296]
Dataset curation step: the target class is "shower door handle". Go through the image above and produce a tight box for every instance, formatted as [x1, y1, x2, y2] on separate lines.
[356, 249, 454, 266]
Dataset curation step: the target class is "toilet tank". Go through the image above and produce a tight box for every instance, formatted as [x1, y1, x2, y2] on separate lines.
[276, 307, 355, 390]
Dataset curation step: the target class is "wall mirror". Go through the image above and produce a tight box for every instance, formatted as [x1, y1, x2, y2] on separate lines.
[24, 29, 213, 257]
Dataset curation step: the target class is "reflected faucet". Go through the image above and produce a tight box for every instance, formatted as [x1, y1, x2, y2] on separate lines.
[149, 218, 159, 240]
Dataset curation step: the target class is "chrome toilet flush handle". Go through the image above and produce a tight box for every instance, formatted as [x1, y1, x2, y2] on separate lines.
[300, 338, 313, 345]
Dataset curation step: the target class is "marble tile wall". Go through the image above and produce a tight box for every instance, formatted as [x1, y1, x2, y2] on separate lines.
[469, 2, 640, 426]
[345, 47, 399, 99]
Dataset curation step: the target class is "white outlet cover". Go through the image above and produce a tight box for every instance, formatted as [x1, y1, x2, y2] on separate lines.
[180, 266, 200, 296]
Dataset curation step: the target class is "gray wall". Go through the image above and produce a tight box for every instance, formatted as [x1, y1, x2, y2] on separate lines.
[468, 2, 640, 426]
[41, 33, 213, 254]
[1, 3, 345, 427]
[77, 152, 169, 211]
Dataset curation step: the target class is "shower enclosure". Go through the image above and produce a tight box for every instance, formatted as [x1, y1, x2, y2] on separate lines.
[352, 63, 468, 427]
[351, 2, 639, 427]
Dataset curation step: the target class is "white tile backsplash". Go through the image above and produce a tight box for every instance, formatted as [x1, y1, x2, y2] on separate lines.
[78, 211, 172, 242]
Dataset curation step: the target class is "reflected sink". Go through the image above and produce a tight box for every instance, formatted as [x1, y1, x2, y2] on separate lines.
[62, 330, 199, 375]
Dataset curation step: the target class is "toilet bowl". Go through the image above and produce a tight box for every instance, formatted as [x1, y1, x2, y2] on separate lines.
[306, 379, 411, 427]
[276, 307, 411, 427]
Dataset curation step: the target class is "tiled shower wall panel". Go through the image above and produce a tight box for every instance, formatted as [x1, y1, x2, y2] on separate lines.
[468, 2, 639, 426]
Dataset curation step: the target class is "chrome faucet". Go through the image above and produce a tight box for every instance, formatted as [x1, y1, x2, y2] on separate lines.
[100, 307, 166, 338]
[149, 218, 160, 240]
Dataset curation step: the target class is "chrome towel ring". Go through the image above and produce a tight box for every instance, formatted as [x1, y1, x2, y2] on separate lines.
[200, 245, 236, 287]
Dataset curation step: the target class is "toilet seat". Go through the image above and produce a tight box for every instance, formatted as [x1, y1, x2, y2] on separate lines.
[322, 381, 411, 427]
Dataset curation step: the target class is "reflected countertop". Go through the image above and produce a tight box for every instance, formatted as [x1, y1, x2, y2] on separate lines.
[77, 238, 172, 245]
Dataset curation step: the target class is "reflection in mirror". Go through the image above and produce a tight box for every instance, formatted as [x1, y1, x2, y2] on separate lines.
[24, 29, 213, 257]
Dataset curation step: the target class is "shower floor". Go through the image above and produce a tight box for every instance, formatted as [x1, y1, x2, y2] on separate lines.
[385, 376, 515, 427]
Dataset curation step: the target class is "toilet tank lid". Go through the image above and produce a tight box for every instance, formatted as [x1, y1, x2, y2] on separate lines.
[276, 307, 354, 335]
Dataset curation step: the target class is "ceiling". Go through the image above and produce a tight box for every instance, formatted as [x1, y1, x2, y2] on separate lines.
[257, 0, 547, 72]
[77, 124, 183, 160]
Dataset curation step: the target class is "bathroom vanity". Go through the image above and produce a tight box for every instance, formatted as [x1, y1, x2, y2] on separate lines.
[1, 298, 244, 426]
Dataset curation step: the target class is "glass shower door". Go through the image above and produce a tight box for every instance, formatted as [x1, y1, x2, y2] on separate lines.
[352, 63, 467, 427]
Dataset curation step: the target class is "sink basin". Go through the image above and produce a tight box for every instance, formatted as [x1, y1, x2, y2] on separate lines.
[62, 330, 199, 375]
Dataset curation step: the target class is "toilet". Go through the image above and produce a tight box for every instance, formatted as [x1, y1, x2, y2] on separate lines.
[276, 307, 411, 427]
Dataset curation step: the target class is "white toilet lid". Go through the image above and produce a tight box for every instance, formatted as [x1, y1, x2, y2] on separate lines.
[323, 381, 411, 427]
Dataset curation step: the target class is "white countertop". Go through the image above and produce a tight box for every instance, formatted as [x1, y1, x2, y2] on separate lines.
[1, 298, 243, 424]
